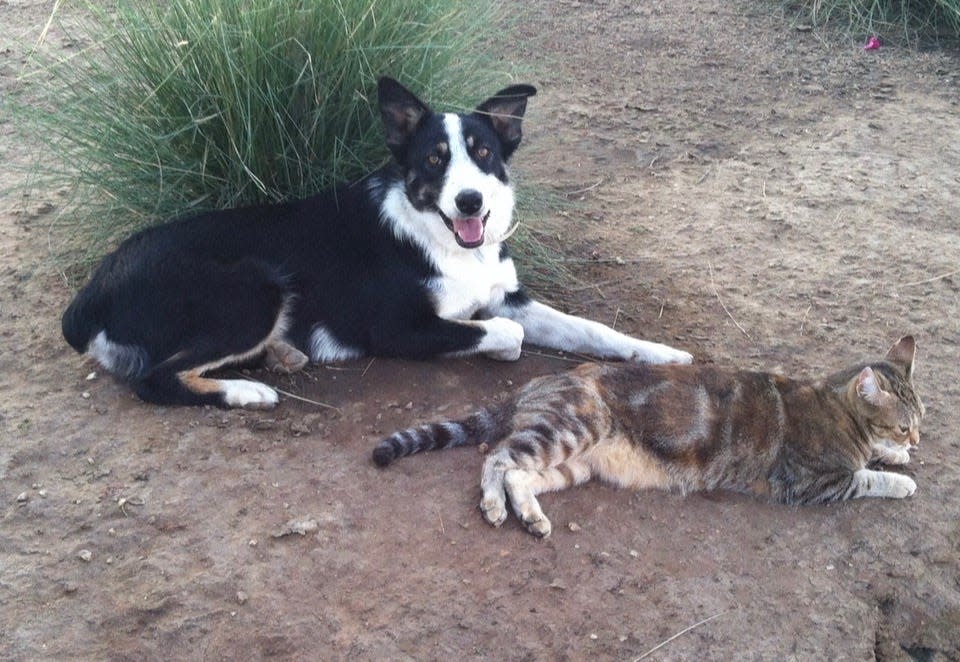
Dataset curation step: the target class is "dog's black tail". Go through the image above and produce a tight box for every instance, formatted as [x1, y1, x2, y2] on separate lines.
[61, 286, 99, 353]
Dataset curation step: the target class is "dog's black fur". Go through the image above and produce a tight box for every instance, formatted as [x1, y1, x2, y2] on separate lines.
[63, 78, 691, 409]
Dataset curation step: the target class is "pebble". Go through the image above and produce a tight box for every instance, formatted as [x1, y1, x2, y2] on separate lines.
[16, 492, 28, 503]
[253, 418, 277, 431]
[568, 522, 582, 532]
[77, 549, 92, 562]
[272, 517, 319, 538]
[629, 549, 640, 558]
[236, 590, 248, 605]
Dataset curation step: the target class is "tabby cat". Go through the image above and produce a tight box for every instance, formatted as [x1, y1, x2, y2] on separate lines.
[373, 337, 924, 538]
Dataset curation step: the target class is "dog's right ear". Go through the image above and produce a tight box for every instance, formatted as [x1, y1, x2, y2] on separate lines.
[378, 77, 431, 160]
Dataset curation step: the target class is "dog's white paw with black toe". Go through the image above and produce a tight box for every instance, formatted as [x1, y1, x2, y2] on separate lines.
[479, 318, 524, 361]
[219, 380, 279, 409]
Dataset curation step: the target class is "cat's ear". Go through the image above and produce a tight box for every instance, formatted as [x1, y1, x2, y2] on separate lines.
[885, 335, 916, 378]
[856, 367, 889, 407]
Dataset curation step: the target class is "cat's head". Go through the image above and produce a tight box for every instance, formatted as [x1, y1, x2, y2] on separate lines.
[851, 336, 924, 448]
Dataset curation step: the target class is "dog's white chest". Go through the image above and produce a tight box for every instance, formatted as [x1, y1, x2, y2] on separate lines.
[430, 245, 518, 320]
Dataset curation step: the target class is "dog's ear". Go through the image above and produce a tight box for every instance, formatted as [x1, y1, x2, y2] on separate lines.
[474, 84, 537, 160]
[378, 77, 432, 159]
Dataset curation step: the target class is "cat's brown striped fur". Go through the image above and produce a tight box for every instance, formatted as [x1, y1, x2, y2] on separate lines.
[373, 337, 924, 537]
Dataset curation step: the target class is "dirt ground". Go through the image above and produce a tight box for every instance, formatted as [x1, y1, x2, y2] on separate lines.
[3, 0, 960, 659]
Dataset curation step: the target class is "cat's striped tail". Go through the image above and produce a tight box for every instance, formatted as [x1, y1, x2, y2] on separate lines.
[372, 404, 511, 467]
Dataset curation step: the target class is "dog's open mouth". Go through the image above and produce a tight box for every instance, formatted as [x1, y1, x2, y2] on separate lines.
[435, 208, 490, 249]
[452, 214, 487, 248]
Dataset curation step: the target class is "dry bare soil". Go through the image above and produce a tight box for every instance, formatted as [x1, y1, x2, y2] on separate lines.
[2, 0, 960, 659]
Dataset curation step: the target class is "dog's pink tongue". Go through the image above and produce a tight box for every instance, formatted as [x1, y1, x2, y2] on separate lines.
[453, 217, 484, 244]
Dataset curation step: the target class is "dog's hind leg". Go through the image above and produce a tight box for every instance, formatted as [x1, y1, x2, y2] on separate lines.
[135, 367, 280, 409]
[130, 258, 295, 408]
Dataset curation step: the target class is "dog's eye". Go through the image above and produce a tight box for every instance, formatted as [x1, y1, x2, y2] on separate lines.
[426, 154, 441, 167]
[476, 146, 490, 159]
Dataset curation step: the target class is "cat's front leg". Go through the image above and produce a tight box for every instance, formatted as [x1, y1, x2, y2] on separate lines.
[480, 450, 512, 528]
[870, 440, 911, 465]
[847, 468, 916, 499]
[503, 469, 552, 538]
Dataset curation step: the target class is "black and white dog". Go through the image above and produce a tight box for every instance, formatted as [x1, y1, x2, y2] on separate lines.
[62, 78, 692, 409]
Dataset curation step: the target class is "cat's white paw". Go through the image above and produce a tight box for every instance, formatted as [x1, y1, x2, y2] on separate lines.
[481, 318, 524, 361]
[480, 495, 508, 527]
[888, 473, 917, 499]
[882, 448, 911, 465]
[523, 514, 552, 539]
[627, 340, 693, 365]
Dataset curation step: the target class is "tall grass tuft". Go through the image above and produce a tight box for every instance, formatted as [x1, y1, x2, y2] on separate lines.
[15, 0, 523, 265]
[783, 0, 960, 44]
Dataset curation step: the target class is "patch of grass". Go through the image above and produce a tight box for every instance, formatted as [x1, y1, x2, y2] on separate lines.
[14, 0, 528, 267]
[781, 0, 960, 45]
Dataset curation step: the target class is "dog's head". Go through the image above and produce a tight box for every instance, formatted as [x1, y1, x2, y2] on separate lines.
[378, 77, 536, 250]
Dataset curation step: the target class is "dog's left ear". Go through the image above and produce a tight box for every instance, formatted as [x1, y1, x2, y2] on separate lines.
[474, 84, 537, 160]
[378, 77, 432, 160]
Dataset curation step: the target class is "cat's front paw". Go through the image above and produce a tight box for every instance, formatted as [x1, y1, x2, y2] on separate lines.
[879, 448, 911, 465]
[522, 513, 552, 539]
[888, 473, 917, 499]
[480, 495, 508, 527]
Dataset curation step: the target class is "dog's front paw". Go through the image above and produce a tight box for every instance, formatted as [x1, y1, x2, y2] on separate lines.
[628, 340, 693, 365]
[481, 318, 524, 361]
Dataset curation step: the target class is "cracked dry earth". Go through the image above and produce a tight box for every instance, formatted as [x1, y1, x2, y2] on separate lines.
[2, 0, 960, 659]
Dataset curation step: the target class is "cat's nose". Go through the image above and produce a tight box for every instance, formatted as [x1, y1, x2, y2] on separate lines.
[909, 430, 920, 447]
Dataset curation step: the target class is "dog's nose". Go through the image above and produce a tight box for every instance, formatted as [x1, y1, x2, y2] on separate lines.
[455, 190, 483, 215]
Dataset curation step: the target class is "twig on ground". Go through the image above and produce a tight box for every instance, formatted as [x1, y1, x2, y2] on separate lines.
[632, 610, 730, 661]
[898, 268, 960, 288]
[565, 178, 604, 197]
[360, 358, 376, 378]
[271, 387, 342, 413]
[708, 262, 752, 341]
[799, 304, 812, 336]
[230, 371, 341, 412]
[521, 349, 590, 364]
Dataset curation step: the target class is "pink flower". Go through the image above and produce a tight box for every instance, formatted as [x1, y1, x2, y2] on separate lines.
[864, 36, 881, 50]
